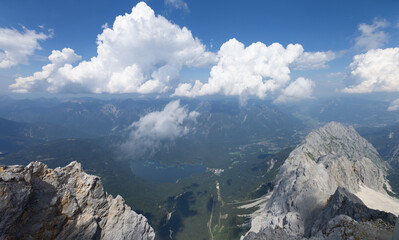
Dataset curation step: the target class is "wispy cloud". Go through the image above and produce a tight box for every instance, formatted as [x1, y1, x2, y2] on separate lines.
[274, 77, 315, 103]
[165, 0, 189, 12]
[0, 27, 49, 68]
[355, 19, 389, 51]
[292, 51, 335, 70]
[388, 99, 399, 111]
[120, 100, 199, 159]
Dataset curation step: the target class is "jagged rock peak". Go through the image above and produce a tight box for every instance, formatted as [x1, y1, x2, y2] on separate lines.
[245, 122, 394, 239]
[0, 161, 155, 240]
[300, 122, 385, 169]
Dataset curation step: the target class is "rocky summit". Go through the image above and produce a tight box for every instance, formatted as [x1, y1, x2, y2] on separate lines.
[0, 161, 155, 240]
[244, 122, 398, 240]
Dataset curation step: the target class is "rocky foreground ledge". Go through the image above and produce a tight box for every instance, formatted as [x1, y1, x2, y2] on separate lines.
[0, 161, 155, 240]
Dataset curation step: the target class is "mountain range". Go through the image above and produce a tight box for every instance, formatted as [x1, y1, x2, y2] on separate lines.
[1, 97, 399, 239]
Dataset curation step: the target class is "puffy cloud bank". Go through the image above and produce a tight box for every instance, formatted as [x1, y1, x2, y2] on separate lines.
[121, 100, 199, 159]
[0, 27, 49, 68]
[10, 48, 81, 93]
[343, 47, 399, 93]
[10, 2, 215, 94]
[174, 39, 327, 104]
[10, 2, 333, 104]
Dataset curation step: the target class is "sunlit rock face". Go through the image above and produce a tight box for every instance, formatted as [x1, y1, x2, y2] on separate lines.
[244, 122, 397, 240]
[0, 161, 155, 240]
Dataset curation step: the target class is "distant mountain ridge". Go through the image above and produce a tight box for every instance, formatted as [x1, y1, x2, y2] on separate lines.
[281, 96, 399, 127]
[244, 122, 398, 239]
[0, 117, 87, 154]
[0, 97, 304, 140]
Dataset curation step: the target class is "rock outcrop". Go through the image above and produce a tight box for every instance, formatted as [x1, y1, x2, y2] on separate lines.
[0, 161, 155, 240]
[245, 122, 397, 239]
[310, 187, 396, 238]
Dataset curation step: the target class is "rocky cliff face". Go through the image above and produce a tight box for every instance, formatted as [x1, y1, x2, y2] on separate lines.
[245, 122, 397, 239]
[310, 187, 396, 238]
[0, 161, 155, 240]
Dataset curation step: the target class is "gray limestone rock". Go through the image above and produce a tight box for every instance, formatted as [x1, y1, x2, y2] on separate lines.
[243, 226, 297, 240]
[311, 187, 396, 236]
[0, 161, 155, 240]
[245, 122, 394, 239]
[310, 215, 394, 240]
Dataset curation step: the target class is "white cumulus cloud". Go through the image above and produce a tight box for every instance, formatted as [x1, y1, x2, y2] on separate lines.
[388, 99, 399, 111]
[0, 27, 49, 68]
[274, 77, 315, 103]
[10, 2, 215, 94]
[121, 100, 199, 159]
[10, 48, 81, 93]
[174, 39, 303, 103]
[343, 47, 399, 93]
[355, 19, 389, 51]
[174, 38, 329, 104]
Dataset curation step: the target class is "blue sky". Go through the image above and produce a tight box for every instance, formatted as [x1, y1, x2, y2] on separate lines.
[1, 0, 399, 106]
[2, 0, 398, 52]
